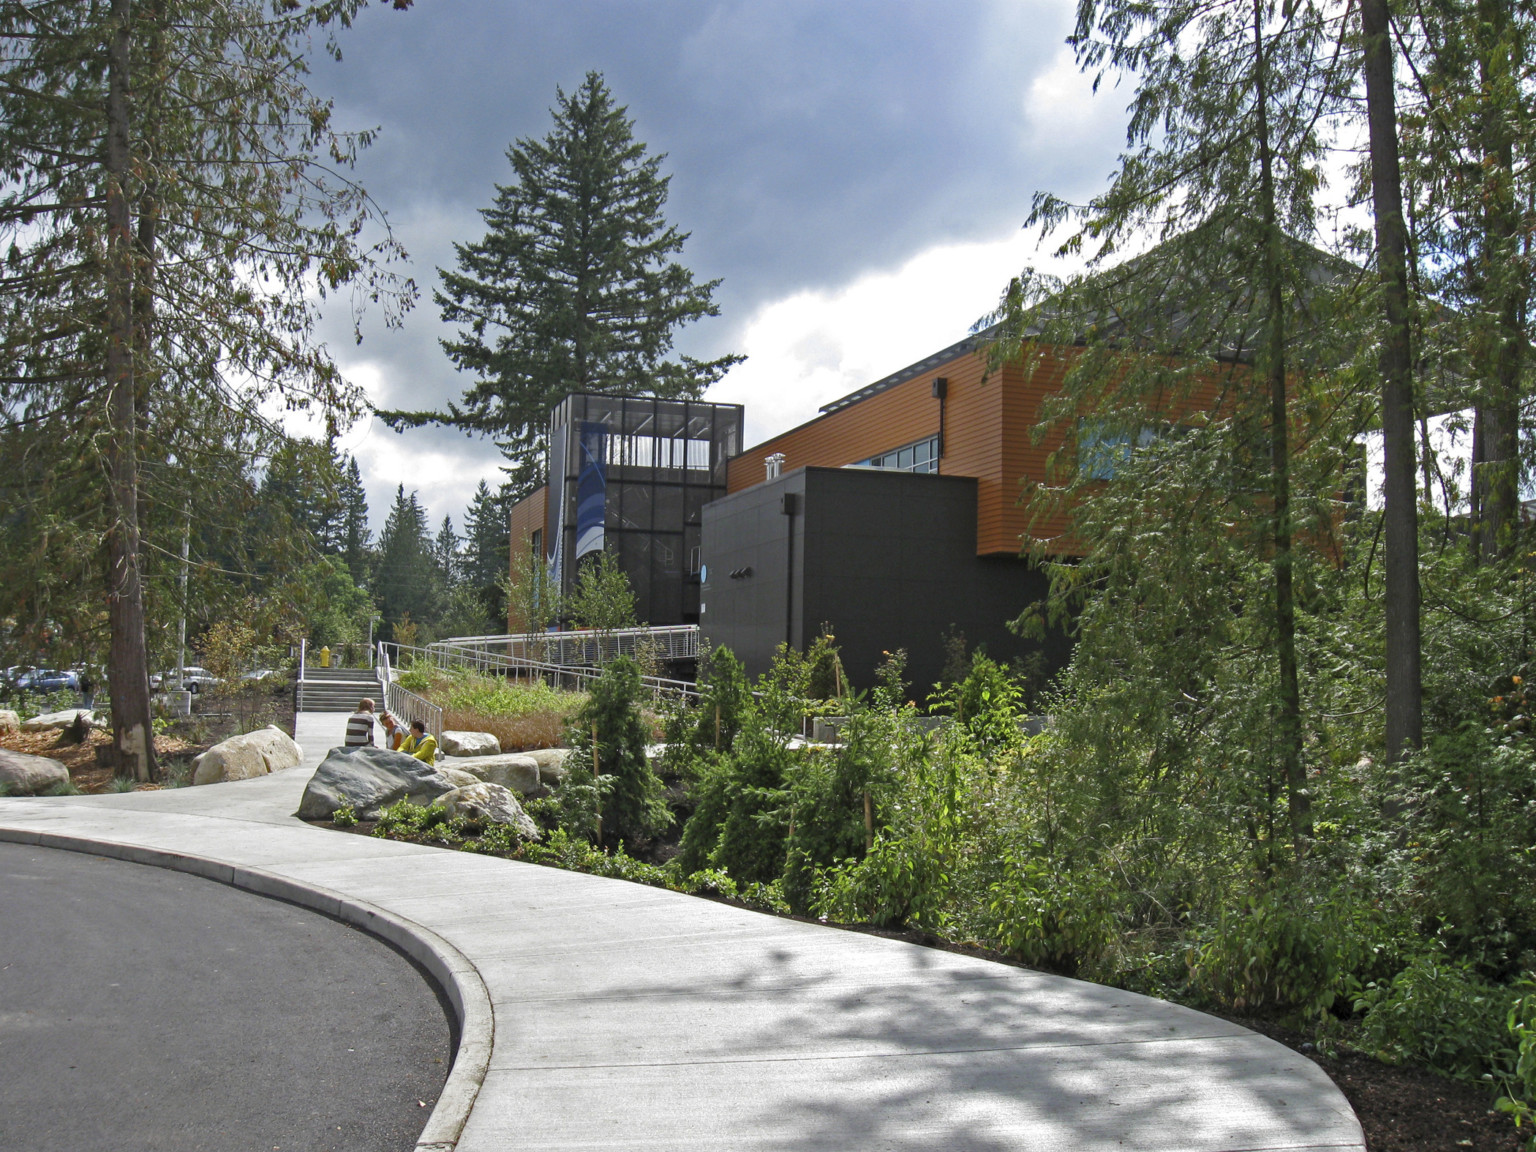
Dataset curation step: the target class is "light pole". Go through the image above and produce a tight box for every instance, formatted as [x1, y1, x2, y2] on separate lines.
[368, 614, 382, 667]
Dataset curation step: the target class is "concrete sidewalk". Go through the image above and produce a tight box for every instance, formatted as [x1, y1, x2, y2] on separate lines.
[0, 727, 1366, 1152]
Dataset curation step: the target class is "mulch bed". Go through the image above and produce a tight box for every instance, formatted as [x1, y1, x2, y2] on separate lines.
[0, 728, 204, 792]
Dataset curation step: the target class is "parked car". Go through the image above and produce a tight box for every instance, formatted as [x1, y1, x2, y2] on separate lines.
[150, 666, 218, 693]
[16, 668, 77, 692]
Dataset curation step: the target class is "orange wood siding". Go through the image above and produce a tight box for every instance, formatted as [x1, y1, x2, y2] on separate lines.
[724, 343, 1032, 556]
[997, 351, 1077, 552]
[506, 486, 548, 631]
[727, 368, 957, 494]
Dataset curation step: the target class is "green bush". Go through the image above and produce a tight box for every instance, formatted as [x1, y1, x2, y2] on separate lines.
[560, 657, 669, 847]
[1496, 985, 1536, 1145]
[1355, 952, 1523, 1083]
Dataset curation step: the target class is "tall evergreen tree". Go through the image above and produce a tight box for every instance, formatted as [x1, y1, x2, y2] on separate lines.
[0, 0, 413, 778]
[1360, 0, 1424, 761]
[433, 514, 460, 589]
[373, 486, 436, 639]
[383, 71, 742, 496]
[340, 456, 373, 582]
[258, 439, 347, 556]
[462, 479, 512, 626]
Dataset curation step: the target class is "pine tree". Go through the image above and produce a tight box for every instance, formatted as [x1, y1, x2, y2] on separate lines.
[0, 0, 414, 778]
[383, 71, 742, 495]
[433, 515, 460, 589]
[374, 486, 436, 638]
[462, 479, 512, 626]
[340, 456, 373, 582]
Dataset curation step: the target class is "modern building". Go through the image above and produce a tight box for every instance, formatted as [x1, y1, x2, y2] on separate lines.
[509, 393, 743, 628]
[508, 330, 1079, 690]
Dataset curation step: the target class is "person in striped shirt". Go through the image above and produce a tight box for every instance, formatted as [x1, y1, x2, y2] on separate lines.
[344, 699, 378, 747]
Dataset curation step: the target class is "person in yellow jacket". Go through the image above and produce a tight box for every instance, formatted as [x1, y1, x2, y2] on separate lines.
[398, 719, 437, 764]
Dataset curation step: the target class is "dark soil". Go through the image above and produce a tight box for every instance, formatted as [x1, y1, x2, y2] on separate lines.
[1230, 1016, 1524, 1152]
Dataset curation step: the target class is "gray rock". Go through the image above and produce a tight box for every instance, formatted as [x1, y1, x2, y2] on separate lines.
[452, 753, 541, 795]
[523, 747, 571, 786]
[0, 748, 69, 795]
[440, 730, 500, 757]
[438, 766, 481, 789]
[191, 726, 303, 785]
[0, 709, 18, 733]
[21, 709, 106, 733]
[524, 747, 570, 769]
[296, 745, 455, 821]
[439, 783, 540, 841]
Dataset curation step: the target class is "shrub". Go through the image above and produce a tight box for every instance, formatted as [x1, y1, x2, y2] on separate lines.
[562, 657, 669, 847]
[1355, 952, 1522, 1083]
[1496, 984, 1536, 1143]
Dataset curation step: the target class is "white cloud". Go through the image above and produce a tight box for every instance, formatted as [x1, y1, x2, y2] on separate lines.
[706, 226, 1084, 445]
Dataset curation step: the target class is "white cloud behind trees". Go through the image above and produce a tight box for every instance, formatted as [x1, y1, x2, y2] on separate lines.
[296, 0, 1129, 526]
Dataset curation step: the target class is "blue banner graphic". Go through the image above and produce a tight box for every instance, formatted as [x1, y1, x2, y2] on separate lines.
[575, 421, 607, 559]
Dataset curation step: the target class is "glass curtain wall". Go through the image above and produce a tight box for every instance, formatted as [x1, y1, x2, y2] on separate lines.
[546, 394, 743, 625]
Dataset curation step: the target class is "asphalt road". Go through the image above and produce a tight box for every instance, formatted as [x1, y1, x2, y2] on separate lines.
[0, 842, 452, 1152]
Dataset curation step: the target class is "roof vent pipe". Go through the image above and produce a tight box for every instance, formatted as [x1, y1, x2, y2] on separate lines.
[765, 452, 785, 481]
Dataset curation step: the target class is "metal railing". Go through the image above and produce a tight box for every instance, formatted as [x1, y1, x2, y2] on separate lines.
[428, 624, 700, 671]
[376, 643, 444, 738]
[386, 638, 699, 702]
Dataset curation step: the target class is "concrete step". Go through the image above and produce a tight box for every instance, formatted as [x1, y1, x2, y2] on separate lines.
[301, 666, 377, 682]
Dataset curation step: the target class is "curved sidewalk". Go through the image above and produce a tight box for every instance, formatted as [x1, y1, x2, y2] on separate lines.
[0, 735, 1365, 1152]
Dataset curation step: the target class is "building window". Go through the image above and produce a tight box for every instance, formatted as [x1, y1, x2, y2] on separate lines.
[854, 434, 940, 474]
[1078, 421, 1176, 480]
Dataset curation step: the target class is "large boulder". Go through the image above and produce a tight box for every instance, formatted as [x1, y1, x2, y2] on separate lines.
[296, 745, 455, 821]
[452, 753, 541, 796]
[0, 748, 69, 795]
[0, 710, 18, 734]
[191, 726, 303, 786]
[440, 730, 500, 757]
[525, 747, 571, 786]
[438, 766, 481, 789]
[439, 783, 540, 841]
[21, 709, 105, 733]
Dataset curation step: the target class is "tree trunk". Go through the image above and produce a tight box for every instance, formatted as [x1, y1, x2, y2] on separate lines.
[1362, 0, 1423, 761]
[1252, 0, 1309, 845]
[1471, 0, 1524, 561]
[104, 0, 157, 782]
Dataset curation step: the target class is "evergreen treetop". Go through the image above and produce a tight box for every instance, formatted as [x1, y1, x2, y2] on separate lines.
[384, 71, 742, 496]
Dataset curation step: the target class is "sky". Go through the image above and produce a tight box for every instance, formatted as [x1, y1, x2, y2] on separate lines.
[296, 0, 1134, 532]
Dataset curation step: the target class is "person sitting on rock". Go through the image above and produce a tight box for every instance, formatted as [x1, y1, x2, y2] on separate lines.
[398, 719, 437, 764]
[344, 698, 377, 747]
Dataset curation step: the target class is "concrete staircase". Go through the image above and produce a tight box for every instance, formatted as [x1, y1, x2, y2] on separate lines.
[296, 666, 381, 713]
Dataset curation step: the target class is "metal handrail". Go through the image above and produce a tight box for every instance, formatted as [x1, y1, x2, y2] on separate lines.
[429, 624, 700, 670]
[376, 642, 444, 739]
[387, 639, 699, 702]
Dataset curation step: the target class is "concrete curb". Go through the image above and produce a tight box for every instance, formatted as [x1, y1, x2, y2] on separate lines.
[0, 825, 491, 1152]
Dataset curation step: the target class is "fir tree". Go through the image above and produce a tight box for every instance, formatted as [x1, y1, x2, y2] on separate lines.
[432, 514, 460, 589]
[0, 0, 414, 778]
[340, 456, 373, 582]
[383, 71, 742, 495]
[462, 479, 512, 626]
[374, 486, 436, 638]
